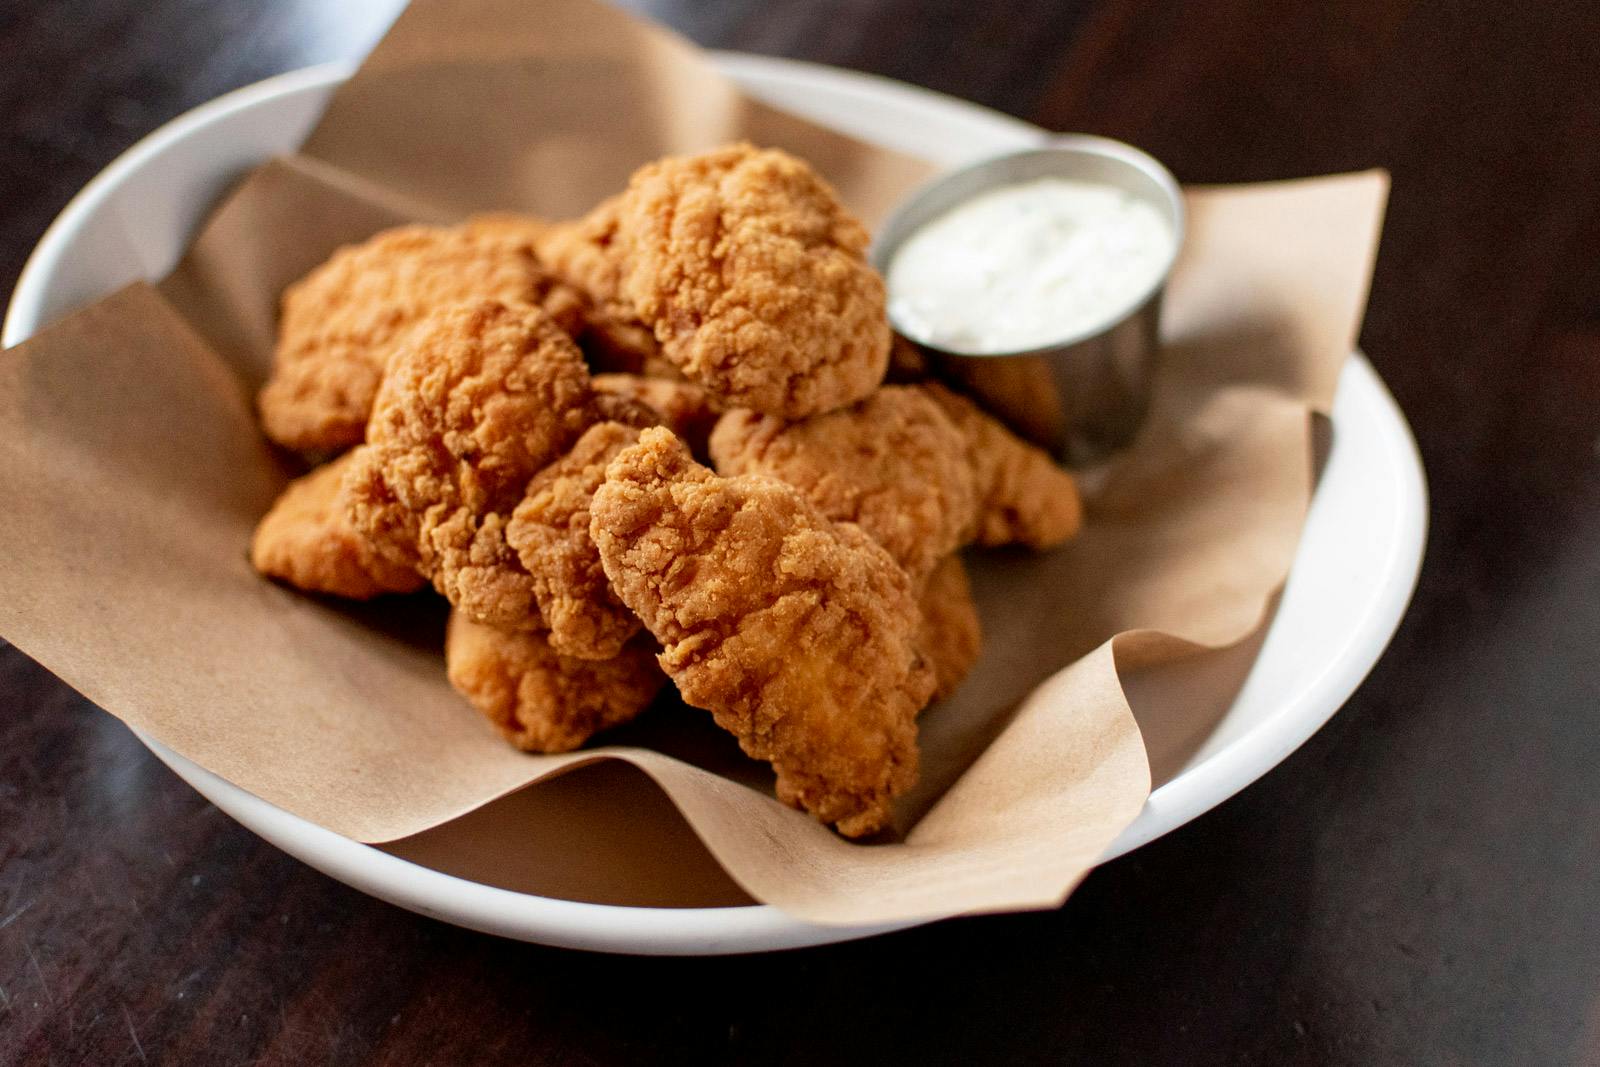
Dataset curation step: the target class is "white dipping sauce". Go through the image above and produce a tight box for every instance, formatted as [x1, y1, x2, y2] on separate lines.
[886, 177, 1173, 354]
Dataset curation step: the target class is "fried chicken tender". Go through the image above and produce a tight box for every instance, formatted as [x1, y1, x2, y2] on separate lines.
[505, 422, 643, 661]
[611, 143, 890, 419]
[589, 389, 662, 432]
[343, 300, 595, 629]
[916, 554, 983, 702]
[249, 452, 425, 599]
[445, 612, 664, 753]
[536, 199, 662, 374]
[459, 212, 553, 246]
[922, 382, 1084, 549]
[535, 199, 627, 303]
[708, 385, 977, 584]
[593, 374, 719, 458]
[590, 427, 933, 837]
[258, 223, 585, 451]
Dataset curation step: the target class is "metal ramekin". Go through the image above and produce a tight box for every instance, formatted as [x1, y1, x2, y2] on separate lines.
[871, 134, 1185, 462]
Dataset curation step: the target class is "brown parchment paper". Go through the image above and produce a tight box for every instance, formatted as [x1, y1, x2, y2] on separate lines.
[0, 0, 1387, 926]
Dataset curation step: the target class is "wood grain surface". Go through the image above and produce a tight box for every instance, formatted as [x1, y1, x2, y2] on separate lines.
[2, 1, 1597, 1063]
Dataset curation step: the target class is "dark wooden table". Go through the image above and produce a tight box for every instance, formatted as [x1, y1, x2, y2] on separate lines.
[4, 1, 1598, 1063]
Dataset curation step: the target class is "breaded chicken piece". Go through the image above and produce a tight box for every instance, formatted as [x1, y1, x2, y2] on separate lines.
[922, 382, 1084, 549]
[535, 197, 628, 307]
[445, 612, 664, 753]
[258, 223, 585, 451]
[590, 427, 933, 837]
[611, 143, 890, 419]
[343, 300, 595, 629]
[571, 300, 664, 376]
[916, 555, 983, 702]
[589, 389, 661, 432]
[505, 422, 643, 661]
[249, 452, 424, 599]
[593, 374, 719, 458]
[536, 199, 662, 375]
[708, 385, 977, 584]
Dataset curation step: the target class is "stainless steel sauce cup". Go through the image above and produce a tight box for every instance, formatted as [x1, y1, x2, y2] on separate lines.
[871, 134, 1185, 462]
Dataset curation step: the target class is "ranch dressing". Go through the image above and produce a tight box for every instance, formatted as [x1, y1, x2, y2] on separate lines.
[886, 177, 1173, 354]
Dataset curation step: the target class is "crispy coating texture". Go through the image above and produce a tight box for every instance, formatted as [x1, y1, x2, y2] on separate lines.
[590, 427, 933, 837]
[612, 143, 890, 419]
[535, 197, 628, 308]
[922, 383, 1084, 549]
[708, 386, 977, 583]
[916, 554, 983, 702]
[537, 199, 663, 374]
[250, 452, 425, 599]
[258, 223, 584, 451]
[589, 390, 662, 432]
[593, 374, 719, 458]
[445, 612, 664, 753]
[343, 300, 595, 629]
[459, 212, 553, 246]
[506, 422, 643, 660]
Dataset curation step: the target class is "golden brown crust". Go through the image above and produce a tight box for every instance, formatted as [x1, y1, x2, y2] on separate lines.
[249, 452, 425, 599]
[593, 374, 719, 458]
[921, 382, 1084, 549]
[590, 427, 933, 837]
[534, 198, 629, 309]
[917, 555, 983, 702]
[506, 422, 643, 661]
[612, 143, 890, 419]
[258, 223, 585, 451]
[342, 300, 595, 629]
[459, 212, 553, 246]
[536, 200, 663, 374]
[588, 390, 661, 432]
[707, 386, 977, 583]
[445, 612, 664, 753]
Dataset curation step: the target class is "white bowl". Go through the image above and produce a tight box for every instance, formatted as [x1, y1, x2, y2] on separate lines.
[3, 56, 1427, 955]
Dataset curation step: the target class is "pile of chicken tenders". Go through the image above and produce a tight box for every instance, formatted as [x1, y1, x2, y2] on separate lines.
[250, 143, 1082, 837]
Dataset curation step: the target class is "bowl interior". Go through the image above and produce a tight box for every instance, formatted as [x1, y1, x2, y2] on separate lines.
[3, 56, 1426, 955]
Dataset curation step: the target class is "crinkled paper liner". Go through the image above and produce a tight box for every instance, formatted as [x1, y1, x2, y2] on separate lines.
[0, 0, 1385, 924]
